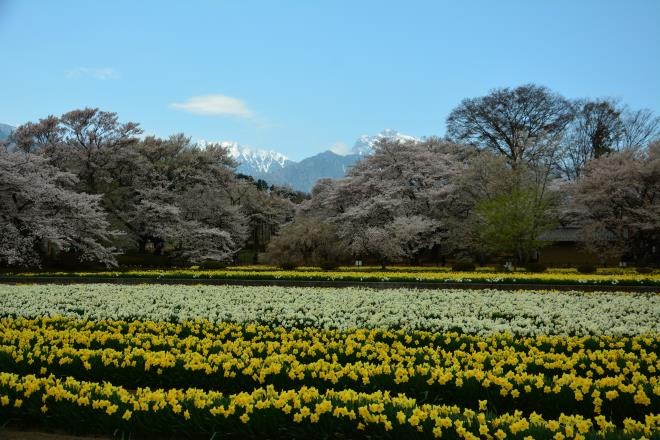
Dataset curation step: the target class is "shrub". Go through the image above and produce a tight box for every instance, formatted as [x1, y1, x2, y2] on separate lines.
[577, 264, 597, 274]
[635, 267, 654, 274]
[199, 260, 228, 270]
[524, 262, 547, 273]
[452, 260, 476, 272]
[319, 259, 341, 271]
[264, 218, 347, 269]
[278, 261, 298, 270]
[263, 230, 303, 270]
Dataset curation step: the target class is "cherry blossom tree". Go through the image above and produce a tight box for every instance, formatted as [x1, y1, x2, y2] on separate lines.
[10, 110, 249, 264]
[571, 143, 660, 263]
[304, 137, 472, 266]
[0, 148, 116, 268]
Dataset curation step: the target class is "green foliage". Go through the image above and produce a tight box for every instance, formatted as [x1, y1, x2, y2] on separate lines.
[472, 188, 557, 264]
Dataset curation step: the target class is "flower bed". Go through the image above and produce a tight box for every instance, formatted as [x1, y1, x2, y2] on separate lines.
[0, 284, 657, 439]
[0, 317, 657, 423]
[0, 284, 657, 336]
[4, 266, 660, 286]
[4, 371, 656, 439]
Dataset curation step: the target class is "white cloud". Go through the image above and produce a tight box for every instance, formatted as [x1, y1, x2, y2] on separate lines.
[66, 67, 119, 80]
[329, 141, 350, 155]
[169, 94, 253, 118]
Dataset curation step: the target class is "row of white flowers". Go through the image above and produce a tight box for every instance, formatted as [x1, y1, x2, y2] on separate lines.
[0, 284, 657, 336]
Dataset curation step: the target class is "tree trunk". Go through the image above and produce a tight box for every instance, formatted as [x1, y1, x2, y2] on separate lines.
[252, 226, 259, 264]
[153, 238, 164, 256]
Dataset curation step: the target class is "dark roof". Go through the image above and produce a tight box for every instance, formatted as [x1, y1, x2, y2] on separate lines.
[539, 227, 617, 242]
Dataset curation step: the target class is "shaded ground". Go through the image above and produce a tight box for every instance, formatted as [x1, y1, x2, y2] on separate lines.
[0, 430, 109, 440]
[0, 276, 658, 292]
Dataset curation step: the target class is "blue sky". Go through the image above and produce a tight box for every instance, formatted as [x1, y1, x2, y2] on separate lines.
[1, 0, 659, 160]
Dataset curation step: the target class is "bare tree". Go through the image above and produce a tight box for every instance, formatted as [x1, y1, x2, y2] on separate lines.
[559, 99, 623, 180]
[620, 108, 660, 149]
[446, 84, 574, 167]
[559, 101, 660, 180]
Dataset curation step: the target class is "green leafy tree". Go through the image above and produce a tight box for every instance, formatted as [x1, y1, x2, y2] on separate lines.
[472, 188, 557, 264]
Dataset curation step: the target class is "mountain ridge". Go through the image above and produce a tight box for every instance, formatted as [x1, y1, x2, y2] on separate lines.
[0, 123, 13, 141]
[207, 129, 417, 192]
[198, 140, 291, 176]
[0, 123, 416, 192]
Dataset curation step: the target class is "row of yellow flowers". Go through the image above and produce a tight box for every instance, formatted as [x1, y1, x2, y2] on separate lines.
[0, 371, 657, 439]
[4, 315, 656, 351]
[1, 317, 657, 422]
[6, 267, 660, 285]
[2, 317, 657, 379]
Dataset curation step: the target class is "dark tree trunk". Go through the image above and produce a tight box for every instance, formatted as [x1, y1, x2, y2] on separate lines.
[153, 238, 165, 256]
[252, 226, 259, 264]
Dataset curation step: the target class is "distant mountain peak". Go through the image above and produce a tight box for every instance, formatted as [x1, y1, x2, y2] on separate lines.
[0, 123, 14, 141]
[198, 129, 419, 192]
[351, 129, 417, 156]
[198, 139, 289, 174]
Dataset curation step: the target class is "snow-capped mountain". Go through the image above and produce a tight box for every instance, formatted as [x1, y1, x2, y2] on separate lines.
[198, 140, 291, 176]
[220, 141, 290, 174]
[351, 129, 417, 156]
[201, 129, 418, 192]
[0, 123, 13, 141]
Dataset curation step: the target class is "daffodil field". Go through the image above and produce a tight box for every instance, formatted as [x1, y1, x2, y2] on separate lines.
[0, 284, 658, 439]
